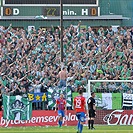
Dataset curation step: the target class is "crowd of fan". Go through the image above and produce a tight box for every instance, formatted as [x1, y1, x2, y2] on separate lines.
[0, 23, 133, 97]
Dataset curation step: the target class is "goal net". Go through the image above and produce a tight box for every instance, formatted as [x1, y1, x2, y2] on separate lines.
[87, 80, 133, 125]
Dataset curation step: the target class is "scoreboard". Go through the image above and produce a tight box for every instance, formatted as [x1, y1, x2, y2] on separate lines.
[3, 0, 98, 5]
[1, 0, 100, 17]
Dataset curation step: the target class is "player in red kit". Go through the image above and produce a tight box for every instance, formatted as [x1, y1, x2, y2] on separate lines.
[74, 89, 87, 133]
[55, 94, 66, 127]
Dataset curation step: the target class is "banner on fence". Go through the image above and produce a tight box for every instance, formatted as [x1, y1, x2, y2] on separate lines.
[2, 95, 32, 120]
[122, 93, 133, 108]
[28, 93, 47, 103]
[95, 93, 122, 110]
[0, 110, 132, 127]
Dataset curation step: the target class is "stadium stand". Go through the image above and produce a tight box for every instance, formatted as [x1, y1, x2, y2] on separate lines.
[0, 24, 133, 110]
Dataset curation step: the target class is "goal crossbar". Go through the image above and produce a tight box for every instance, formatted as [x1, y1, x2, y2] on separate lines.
[88, 80, 133, 83]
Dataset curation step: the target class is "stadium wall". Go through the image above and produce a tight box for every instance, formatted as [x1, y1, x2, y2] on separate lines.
[100, 0, 133, 26]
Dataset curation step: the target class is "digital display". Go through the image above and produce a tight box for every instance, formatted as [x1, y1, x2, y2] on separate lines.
[4, 0, 97, 5]
[43, 7, 60, 16]
[43, 7, 99, 16]
[3, 6, 99, 17]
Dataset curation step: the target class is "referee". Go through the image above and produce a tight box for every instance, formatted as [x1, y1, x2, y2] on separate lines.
[87, 92, 96, 130]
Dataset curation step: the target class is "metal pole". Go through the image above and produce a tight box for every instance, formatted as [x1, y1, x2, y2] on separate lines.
[60, 0, 63, 68]
[60, 0, 68, 128]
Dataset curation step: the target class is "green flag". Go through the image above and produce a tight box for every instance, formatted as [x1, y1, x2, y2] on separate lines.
[2, 95, 32, 120]
[112, 93, 122, 109]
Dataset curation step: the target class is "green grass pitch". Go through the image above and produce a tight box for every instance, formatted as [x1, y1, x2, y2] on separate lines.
[0, 125, 132, 133]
